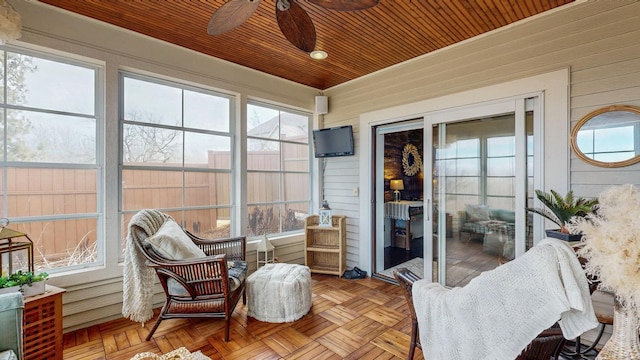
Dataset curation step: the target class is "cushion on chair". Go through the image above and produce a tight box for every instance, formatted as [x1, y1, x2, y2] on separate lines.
[465, 204, 492, 222]
[145, 220, 206, 260]
[491, 208, 516, 223]
[0, 350, 17, 360]
[228, 260, 248, 291]
[0, 293, 22, 360]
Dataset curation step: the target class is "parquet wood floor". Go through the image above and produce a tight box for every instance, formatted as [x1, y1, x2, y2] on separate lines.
[62, 274, 423, 360]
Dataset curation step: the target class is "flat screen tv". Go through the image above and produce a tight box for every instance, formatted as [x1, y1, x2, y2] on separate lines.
[312, 125, 354, 158]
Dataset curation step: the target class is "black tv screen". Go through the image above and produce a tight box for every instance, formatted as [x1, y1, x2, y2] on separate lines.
[312, 125, 354, 158]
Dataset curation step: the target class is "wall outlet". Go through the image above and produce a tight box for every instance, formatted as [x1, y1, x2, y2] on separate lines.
[353, 187, 359, 196]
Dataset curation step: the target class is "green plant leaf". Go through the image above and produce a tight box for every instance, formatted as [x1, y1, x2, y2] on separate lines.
[0, 270, 49, 288]
[527, 189, 598, 232]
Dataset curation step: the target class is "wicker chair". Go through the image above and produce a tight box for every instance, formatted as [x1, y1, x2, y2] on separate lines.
[516, 326, 565, 360]
[130, 215, 247, 342]
[394, 268, 422, 360]
[393, 268, 565, 360]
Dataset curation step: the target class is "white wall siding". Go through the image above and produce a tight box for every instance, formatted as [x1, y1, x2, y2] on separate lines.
[321, 0, 640, 270]
[568, 4, 640, 198]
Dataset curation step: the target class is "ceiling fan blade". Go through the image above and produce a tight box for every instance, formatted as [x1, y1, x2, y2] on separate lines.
[207, 0, 261, 35]
[276, 0, 316, 52]
[307, 0, 379, 11]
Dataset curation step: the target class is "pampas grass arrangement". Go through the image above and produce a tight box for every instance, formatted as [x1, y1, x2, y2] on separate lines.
[567, 184, 640, 318]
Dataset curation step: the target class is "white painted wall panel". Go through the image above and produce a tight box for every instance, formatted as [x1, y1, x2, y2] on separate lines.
[322, 1, 640, 269]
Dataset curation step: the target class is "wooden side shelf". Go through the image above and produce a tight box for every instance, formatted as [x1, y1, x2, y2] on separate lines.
[23, 285, 65, 360]
[305, 215, 346, 277]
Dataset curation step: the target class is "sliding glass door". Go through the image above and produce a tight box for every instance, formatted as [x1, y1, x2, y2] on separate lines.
[425, 98, 539, 286]
[373, 120, 424, 276]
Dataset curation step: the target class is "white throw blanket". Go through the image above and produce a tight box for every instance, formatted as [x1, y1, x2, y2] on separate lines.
[413, 238, 598, 360]
[122, 209, 170, 324]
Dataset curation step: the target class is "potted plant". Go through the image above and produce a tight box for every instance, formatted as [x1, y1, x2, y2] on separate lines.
[527, 189, 598, 241]
[0, 270, 49, 297]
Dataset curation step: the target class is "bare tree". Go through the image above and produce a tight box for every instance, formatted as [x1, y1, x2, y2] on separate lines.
[123, 111, 180, 163]
[5, 53, 37, 160]
[29, 123, 95, 163]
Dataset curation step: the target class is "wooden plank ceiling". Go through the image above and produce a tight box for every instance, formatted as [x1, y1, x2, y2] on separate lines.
[37, 0, 574, 90]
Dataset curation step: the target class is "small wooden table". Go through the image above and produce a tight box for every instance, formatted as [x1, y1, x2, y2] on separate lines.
[23, 285, 65, 360]
[385, 201, 423, 250]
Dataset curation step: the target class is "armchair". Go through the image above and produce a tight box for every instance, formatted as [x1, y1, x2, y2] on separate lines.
[126, 209, 247, 342]
[410, 239, 597, 359]
[0, 292, 23, 360]
[394, 267, 566, 360]
[393, 268, 422, 360]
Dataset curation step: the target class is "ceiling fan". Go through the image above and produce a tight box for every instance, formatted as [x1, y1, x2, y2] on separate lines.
[207, 0, 380, 53]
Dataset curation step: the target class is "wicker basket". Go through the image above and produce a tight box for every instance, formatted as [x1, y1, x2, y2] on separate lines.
[596, 297, 640, 359]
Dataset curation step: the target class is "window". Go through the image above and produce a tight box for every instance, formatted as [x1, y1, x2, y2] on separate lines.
[119, 73, 233, 248]
[437, 114, 534, 212]
[486, 135, 515, 209]
[246, 102, 311, 237]
[0, 47, 101, 274]
[436, 136, 481, 210]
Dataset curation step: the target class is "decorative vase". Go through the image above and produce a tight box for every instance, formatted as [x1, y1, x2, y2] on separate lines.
[596, 297, 640, 359]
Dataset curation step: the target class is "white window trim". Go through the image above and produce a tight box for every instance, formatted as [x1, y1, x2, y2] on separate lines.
[245, 100, 313, 240]
[118, 71, 236, 237]
[0, 44, 106, 280]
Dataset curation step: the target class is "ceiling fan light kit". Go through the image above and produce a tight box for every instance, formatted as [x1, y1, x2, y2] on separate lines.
[310, 50, 328, 59]
[207, 0, 379, 53]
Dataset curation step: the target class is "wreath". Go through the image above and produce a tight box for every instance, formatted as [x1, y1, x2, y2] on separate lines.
[402, 143, 422, 176]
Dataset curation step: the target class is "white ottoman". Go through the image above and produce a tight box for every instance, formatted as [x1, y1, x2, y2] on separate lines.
[246, 263, 312, 323]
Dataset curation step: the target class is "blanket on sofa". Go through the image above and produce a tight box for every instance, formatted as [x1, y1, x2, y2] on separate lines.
[412, 238, 598, 360]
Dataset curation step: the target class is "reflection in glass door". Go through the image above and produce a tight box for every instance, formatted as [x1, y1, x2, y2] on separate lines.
[431, 111, 534, 287]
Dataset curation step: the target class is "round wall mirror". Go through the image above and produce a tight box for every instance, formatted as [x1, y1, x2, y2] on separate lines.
[571, 105, 640, 168]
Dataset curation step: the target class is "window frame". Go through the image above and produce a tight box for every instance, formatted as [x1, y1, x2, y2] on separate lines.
[245, 100, 313, 239]
[0, 44, 105, 274]
[118, 71, 236, 249]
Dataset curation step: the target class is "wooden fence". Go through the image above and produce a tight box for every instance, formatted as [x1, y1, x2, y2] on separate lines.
[3, 148, 309, 270]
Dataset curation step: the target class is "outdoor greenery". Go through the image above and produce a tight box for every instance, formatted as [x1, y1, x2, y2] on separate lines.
[0, 270, 49, 288]
[527, 189, 599, 234]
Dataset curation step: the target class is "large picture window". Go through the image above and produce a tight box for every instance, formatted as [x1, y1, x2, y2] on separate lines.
[120, 73, 234, 248]
[246, 102, 311, 237]
[0, 48, 102, 274]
